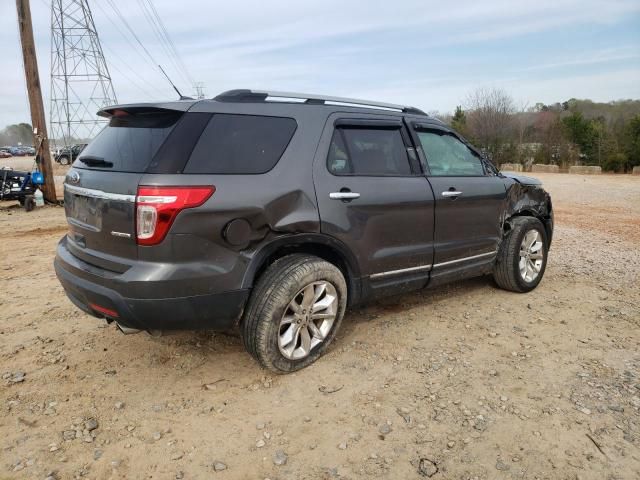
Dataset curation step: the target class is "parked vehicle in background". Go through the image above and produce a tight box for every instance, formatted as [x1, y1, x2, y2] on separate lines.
[0, 167, 44, 211]
[54, 89, 554, 373]
[8, 147, 26, 156]
[55, 143, 87, 165]
[0, 150, 11, 159]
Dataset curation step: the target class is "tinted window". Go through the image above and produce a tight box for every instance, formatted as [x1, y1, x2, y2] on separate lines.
[185, 114, 297, 174]
[416, 130, 484, 176]
[74, 111, 180, 172]
[327, 128, 411, 176]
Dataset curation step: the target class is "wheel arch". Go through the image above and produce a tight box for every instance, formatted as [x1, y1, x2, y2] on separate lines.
[242, 234, 362, 306]
[502, 185, 554, 247]
[503, 206, 553, 247]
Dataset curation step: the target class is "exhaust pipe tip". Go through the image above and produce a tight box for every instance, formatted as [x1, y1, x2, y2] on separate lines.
[116, 322, 142, 335]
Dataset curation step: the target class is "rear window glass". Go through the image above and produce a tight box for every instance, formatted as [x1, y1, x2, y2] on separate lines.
[73, 110, 180, 172]
[184, 114, 297, 174]
[327, 128, 411, 176]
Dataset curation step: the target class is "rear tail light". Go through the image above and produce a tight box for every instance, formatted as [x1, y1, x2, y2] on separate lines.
[135, 186, 215, 245]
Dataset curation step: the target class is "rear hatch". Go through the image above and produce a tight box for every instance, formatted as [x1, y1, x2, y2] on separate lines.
[64, 106, 185, 265]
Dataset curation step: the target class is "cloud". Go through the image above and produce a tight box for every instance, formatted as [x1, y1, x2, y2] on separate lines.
[520, 47, 640, 72]
[0, 0, 639, 128]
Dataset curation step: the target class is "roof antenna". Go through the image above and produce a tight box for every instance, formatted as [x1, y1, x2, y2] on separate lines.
[158, 65, 193, 100]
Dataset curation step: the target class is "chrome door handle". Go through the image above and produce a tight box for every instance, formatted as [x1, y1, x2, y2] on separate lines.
[330, 192, 361, 200]
[442, 190, 462, 198]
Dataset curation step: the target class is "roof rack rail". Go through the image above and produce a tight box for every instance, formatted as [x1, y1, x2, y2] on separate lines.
[213, 89, 427, 116]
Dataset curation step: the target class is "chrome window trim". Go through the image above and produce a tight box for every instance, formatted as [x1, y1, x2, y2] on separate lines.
[432, 250, 497, 268]
[64, 183, 136, 203]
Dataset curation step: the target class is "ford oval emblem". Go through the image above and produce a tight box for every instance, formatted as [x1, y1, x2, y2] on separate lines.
[68, 171, 80, 184]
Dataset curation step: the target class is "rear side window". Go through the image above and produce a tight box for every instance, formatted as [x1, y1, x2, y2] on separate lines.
[327, 128, 411, 176]
[184, 114, 297, 174]
[74, 110, 180, 172]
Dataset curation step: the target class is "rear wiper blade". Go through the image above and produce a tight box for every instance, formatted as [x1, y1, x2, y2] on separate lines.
[78, 155, 113, 168]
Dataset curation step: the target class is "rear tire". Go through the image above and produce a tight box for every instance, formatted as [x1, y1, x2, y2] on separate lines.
[241, 254, 347, 373]
[493, 216, 548, 293]
[58, 156, 69, 165]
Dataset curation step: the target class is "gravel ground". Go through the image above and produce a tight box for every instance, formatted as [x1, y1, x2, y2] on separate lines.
[1, 173, 639, 480]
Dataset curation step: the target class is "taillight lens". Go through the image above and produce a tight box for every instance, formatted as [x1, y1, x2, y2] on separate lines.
[135, 186, 215, 245]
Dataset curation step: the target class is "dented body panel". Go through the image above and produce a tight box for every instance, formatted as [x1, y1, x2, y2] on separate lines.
[502, 176, 554, 247]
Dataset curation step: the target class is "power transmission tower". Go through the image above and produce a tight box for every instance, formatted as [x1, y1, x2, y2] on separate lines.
[50, 0, 117, 150]
[194, 82, 206, 100]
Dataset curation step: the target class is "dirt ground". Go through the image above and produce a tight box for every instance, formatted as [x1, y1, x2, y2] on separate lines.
[1, 173, 639, 480]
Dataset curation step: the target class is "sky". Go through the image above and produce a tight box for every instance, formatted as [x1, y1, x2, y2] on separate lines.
[1, 0, 639, 129]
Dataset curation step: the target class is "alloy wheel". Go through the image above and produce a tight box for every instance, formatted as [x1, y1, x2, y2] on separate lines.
[519, 229, 544, 282]
[278, 281, 338, 360]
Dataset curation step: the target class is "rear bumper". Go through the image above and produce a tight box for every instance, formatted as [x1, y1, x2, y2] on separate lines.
[54, 239, 249, 331]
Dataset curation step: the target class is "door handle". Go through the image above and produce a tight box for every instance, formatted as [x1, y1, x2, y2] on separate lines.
[442, 190, 462, 198]
[330, 192, 361, 200]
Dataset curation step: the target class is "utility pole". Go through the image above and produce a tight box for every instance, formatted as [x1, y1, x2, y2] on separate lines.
[16, 0, 57, 202]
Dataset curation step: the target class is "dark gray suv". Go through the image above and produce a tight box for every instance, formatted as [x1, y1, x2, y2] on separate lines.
[54, 89, 553, 373]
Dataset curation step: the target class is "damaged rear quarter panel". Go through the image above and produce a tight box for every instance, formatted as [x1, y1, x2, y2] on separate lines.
[136, 109, 327, 292]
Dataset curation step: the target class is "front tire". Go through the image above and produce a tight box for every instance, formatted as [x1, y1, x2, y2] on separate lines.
[242, 254, 347, 373]
[493, 217, 548, 293]
[58, 156, 70, 165]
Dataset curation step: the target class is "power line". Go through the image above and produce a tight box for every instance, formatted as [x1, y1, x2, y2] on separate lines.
[136, 0, 192, 89]
[92, 0, 175, 98]
[101, 44, 160, 100]
[102, 0, 162, 72]
[141, 0, 195, 87]
[91, 0, 157, 70]
[88, 3, 168, 97]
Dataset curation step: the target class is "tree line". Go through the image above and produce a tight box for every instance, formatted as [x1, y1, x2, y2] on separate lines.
[438, 88, 640, 172]
[3, 90, 640, 172]
[0, 122, 91, 150]
[0, 123, 34, 147]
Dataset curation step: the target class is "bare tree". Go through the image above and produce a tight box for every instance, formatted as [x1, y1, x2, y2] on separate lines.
[427, 110, 452, 124]
[464, 87, 516, 164]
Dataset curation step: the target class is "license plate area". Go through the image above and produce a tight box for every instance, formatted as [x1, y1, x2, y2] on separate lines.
[67, 194, 102, 231]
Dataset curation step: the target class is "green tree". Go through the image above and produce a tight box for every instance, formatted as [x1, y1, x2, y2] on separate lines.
[602, 152, 627, 172]
[624, 115, 640, 168]
[0, 123, 33, 146]
[562, 112, 596, 163]
[451, 105, 466, 134]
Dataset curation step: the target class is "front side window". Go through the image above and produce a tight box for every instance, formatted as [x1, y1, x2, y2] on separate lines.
[327, 128, 411, 176]
[416, 130, 485, 176]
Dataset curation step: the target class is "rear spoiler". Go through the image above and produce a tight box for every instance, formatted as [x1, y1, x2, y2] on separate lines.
[98, 100, 199, 118]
